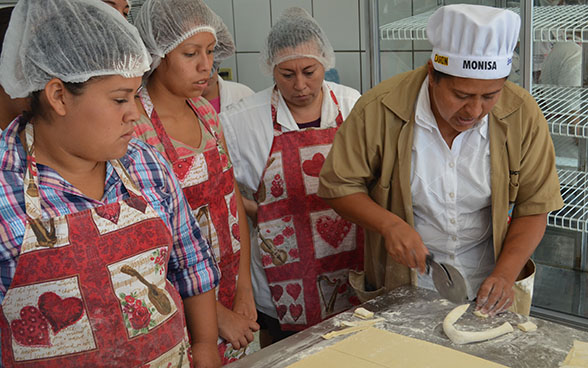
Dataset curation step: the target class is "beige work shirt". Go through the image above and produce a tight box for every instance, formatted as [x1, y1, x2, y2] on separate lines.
[318, 66, 564, 310]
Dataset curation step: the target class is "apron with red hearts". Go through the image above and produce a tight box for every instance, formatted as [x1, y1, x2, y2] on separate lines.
[0, 123, 192, 367]
[139, 91, 242, 363]
[255, 86, 364, 331]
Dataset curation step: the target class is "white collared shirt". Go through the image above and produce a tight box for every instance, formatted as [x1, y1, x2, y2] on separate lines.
[412, 77, 495, 299]
[220, 81, 360, 192]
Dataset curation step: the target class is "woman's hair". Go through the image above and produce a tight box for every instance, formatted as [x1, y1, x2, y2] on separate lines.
[0, 7, 14, 59]
[24, 79, 94, 121]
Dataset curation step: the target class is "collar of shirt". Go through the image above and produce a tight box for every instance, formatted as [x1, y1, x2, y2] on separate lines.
[414, 76, 489, 140]
[275, 81, 339, 132]
[0, 116, 123, 205]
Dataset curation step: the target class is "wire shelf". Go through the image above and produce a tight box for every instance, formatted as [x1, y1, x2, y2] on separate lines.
[549, 169, 588, 232]
[532, 85, 588, 138]
[380, 5, 588, 42]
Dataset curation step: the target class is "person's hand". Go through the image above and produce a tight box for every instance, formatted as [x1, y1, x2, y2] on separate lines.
[476, 273, 515, 316]
[191, 341, 221, 368]
[382, 219, 429, 274]
[233, 286, 258, 322]
[217, 303, 260, 350]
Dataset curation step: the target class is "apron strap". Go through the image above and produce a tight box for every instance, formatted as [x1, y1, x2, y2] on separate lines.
[22, 122, 144, 221]
[270, 84, 344, 132]
[140, 88, 221, 164]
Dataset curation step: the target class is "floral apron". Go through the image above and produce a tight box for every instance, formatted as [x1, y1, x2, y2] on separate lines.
[0, 123, 192, 367]
[255, 87, 364, 331]
[139, 91, 243, 363]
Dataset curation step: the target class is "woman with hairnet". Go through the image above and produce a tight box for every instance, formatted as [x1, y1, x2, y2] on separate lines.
[0, 6, 27, 130]
[201, 21, 254, 114]
[219, 7, 364, 345]
[0, 0, 220, 367]
[133, 0, 258, 364]
[101, 0, 130, 18]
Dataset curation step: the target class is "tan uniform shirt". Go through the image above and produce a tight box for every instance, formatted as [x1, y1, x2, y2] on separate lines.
[318, 66, 564, 307]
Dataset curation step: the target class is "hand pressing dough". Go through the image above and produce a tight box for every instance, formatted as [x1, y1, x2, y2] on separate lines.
[517, 321, 537, 332]
[443, 304, 513, 345]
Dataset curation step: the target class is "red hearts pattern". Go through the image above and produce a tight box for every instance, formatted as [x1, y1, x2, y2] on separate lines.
[302, 153, 325, 177]
[95, 203, 121, 224]
[173, 157, 195, 182]
[38, 292, 84, 334]
[316, 215, 352, 249]
[269, 285, 283, 301]
[11, 306, 50, 347]
[289, 304, 303, 321]
[231, 223, 240, 241]
[286, 283, 302, 301]
[126, 196, 147, 214]
[276, 305, 287, 320]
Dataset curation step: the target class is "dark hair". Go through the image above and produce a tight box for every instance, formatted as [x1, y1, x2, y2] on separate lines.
[0, 7, 13, 56]
[431, 68, 452, 83]
[25, 81, 88, 121]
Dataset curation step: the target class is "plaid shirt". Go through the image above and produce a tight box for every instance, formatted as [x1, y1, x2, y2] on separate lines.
[0, 117, 220, 303]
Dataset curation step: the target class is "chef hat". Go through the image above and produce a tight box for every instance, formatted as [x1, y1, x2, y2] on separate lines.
[427, 4, 520, 79]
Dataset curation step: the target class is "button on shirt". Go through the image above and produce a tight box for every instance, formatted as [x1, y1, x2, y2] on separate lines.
[0, 118, 220, 303]
[412, 77, 495, 299]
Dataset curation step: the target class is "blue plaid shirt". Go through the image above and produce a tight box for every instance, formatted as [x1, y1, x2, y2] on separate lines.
[0, 117, 220, 303]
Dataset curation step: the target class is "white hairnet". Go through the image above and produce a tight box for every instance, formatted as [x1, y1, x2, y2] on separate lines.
[213, 13, 236, 66]
[261, 7, 335, 75]
[0, 0, 150, 99]
[135, 0, 232, 73]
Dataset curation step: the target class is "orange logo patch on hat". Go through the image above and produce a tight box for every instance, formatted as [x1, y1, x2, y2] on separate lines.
[434, 54, 448, 66]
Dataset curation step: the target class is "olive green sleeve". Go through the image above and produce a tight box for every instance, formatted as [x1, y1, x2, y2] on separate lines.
[513, 93, 564, 218]
[318, 101, 381, 199]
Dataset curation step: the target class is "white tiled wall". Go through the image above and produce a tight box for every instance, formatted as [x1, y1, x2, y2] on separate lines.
[204, 0, 368, 93]
[202, 0, 438, 94]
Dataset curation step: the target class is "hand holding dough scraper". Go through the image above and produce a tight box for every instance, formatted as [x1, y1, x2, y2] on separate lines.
[425, 254, 468, 304]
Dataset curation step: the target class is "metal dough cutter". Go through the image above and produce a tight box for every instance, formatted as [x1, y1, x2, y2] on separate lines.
[425, 254, 467, 304]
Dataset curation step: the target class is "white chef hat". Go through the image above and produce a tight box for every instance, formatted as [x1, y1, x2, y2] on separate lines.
[427, 4, 520, 80]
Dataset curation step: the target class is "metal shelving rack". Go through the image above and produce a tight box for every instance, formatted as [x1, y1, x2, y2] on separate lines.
[380, 5, 588, 42]
[379, 3, 588, 325]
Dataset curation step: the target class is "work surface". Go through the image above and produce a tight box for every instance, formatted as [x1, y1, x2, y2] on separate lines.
[228, 286, 588, 367]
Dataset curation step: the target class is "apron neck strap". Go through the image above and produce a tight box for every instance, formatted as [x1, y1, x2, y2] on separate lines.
[23, 122, 142, 220]
[270, 84, 344, 132]
[140, 87, 220, 163]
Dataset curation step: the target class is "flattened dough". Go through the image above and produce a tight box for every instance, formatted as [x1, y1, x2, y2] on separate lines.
[443, 304, 513, 345]
[289, 327, 508, 367]
[561, 340, 588, 367]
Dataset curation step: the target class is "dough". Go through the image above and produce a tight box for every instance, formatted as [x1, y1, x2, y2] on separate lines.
[324, 318, 385, 339]
[473, 310, 489, 318]
[517, 321, 537, 332]
[561, 340, 588, 367]
[289, 327, 508, 367]
[443, 304, 513, 345]
[353, 307, 374, 319]
[340, 318, 385, 328]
